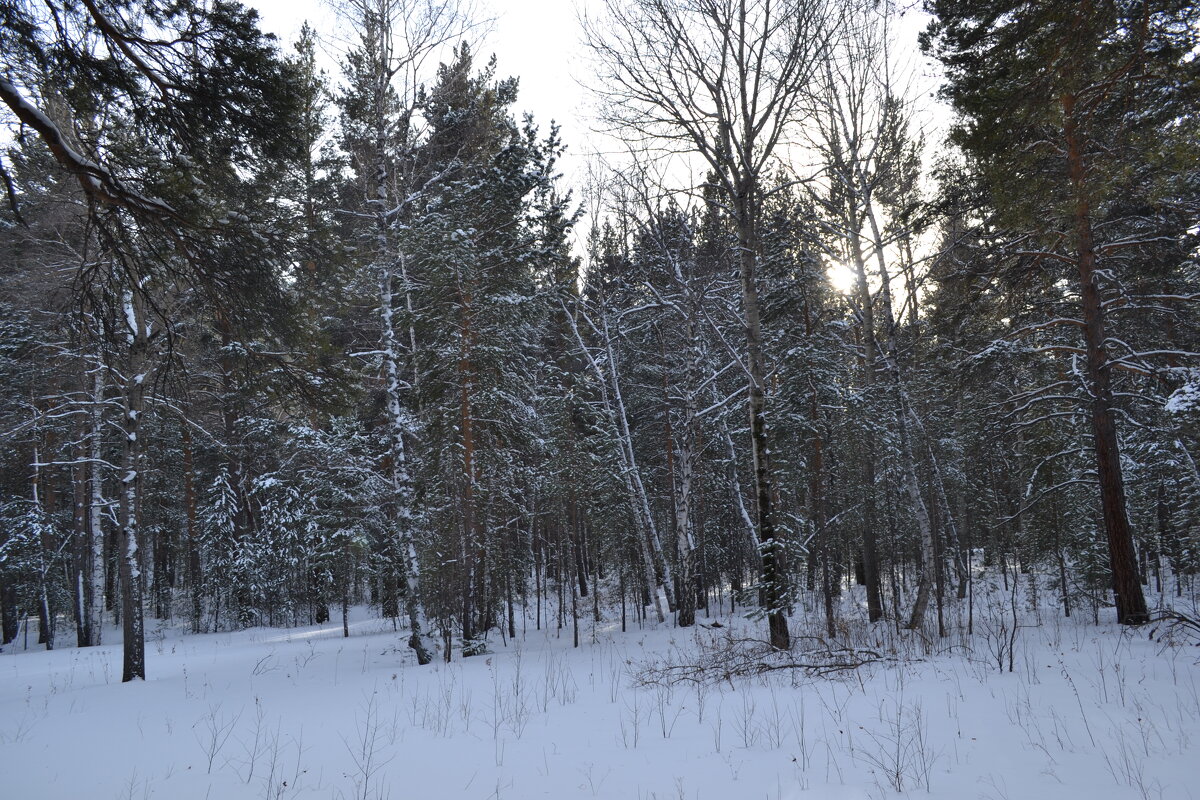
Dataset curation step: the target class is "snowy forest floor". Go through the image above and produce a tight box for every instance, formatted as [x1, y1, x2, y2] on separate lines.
[3, 581, 1200, 800]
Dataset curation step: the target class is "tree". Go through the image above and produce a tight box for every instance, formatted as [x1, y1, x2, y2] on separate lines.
[584, 0, 836, 650]
[573, 217, 675, 625]
[3, 0, 308, 677]
[336, 0, 479, 665]
[923, 0, 1200, 624]
[409, 45, 568, 655]
[810, 0, 945, 629]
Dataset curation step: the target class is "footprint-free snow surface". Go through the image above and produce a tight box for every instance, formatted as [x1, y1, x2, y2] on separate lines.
[2, 597, 1199, 799]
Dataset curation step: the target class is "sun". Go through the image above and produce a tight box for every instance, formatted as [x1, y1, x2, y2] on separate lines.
[826, 262, 857, 294]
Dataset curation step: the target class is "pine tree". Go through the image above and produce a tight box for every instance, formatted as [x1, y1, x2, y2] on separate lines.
[923, 0, 1200, 624]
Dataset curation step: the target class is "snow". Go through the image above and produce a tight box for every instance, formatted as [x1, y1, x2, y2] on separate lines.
[123, 290, 139, 345]
[2, 587, 1198, 799]
[1166, 370, 1200, 413]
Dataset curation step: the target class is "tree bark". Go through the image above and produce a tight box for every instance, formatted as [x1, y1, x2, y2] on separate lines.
[119, 289, 147, 681]
[671, 324, 700, 628]
[1062, 95, 1148, 625]
[72, 440, 87, 647]
[85, 366, 107, 645]
[32, 441, 54, 650]
[0, 579, 17, 645]
[565, 302, 668, 622]
[381, 257, 432, 664]
[855, 177, 936, 631]
[846, 216, 886, 623]
[182, 421, 203, 634]
[733, 196, 789, 650]
[458, 285, 485, 655]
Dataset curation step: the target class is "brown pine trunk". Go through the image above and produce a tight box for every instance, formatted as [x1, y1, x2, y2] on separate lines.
[1063, 95, 1148, 626]
[183, 424, 203, 633]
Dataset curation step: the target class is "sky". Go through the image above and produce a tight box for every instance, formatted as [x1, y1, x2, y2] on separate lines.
[250, 0, 604, 188]
[247, 0, 949, 276]
[248, 0, 946, 177]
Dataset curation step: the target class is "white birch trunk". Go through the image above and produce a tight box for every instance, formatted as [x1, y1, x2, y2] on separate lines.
[564, 302, 668, 622]
[671, 334, 701, 627]
[32, 442, 53, 650]
[380, 257, 432, 664]
[86, 366, 105, 646]
[601, 314, 676, 611]
[859, 195, 936, 631]
[118, 288, 146, 680]
[718, 416, 759, 559]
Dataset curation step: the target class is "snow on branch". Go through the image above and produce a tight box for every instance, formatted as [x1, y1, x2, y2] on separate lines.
[0, 78, 183, 223]
[1166, 369, 1200, 414]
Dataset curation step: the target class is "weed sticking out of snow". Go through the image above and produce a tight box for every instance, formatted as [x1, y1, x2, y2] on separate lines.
[2, 587, 1199, 799]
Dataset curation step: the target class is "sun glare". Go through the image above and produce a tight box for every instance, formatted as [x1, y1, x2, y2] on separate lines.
[826, 263, 857, 294]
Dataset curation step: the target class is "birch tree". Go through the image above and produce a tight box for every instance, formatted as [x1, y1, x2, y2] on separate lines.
[337, 0, 481, 663]
[585, 0, 836, 649]
[3, 0, 314, 676]
[809, 1, 943, 629]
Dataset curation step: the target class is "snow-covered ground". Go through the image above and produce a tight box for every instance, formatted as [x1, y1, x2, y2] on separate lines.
[2, 588, 1198, 799]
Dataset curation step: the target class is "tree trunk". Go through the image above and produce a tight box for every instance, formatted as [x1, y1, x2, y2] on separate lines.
[381, 257, 432, 664]
[0, 579, 17, 645]
[719, 416, 760, 577]
[82, 366, 107, 645]
[569, 491, 589, 598]
[671, 312, 702, 628]
[733, 195, 789, 650]
[856, 189, 936, 632]
[811, 411, 836, 639]
[565, 303, 668, 622]
[72, 445, 88, 648]
[1063, 95, 1148, 626]
[32, 442, 54, 650]
[802, 290, 837, 640]
[182, 422, 203, 633]
[605, 314, 676, 613]
[119, 289, 147, 681]
[847, 225, 886, 623]
[459, 287, 483, 656]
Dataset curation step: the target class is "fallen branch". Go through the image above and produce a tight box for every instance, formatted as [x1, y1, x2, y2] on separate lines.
[634, 630, 892, 686]
[1147, 610, 1200, 647]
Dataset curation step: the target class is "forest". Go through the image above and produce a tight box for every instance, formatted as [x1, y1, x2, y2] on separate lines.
[1, 0, 1198, 693]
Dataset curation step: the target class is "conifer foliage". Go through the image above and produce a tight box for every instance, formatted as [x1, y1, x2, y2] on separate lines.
[2, 0, 1198, 681]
